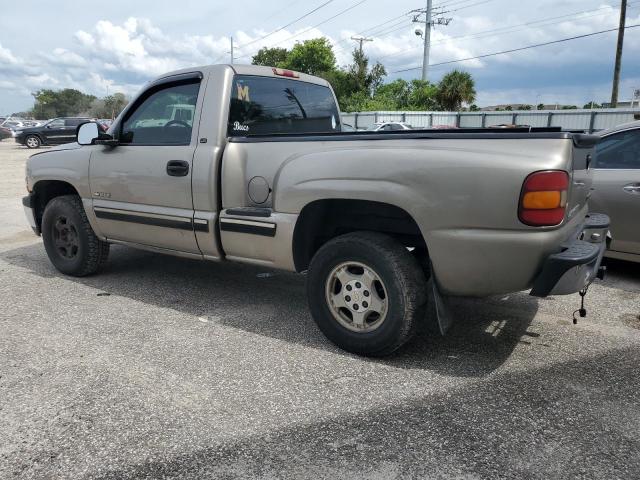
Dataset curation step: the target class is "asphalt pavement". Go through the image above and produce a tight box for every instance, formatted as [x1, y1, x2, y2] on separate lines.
[1, 140, 639, 479]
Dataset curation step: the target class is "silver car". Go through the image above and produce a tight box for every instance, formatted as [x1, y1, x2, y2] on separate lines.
[591, 121, 640, 262]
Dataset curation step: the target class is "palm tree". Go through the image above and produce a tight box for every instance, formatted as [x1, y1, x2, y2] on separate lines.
[436, 70, 476, 111]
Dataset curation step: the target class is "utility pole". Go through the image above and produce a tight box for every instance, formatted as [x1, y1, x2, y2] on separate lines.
[610, 0, 627, 107]
[350, 36, 373, 55]
[421, 0, 432, 82]
[411, 2, 451, 82]
[230, 36, 234, 64]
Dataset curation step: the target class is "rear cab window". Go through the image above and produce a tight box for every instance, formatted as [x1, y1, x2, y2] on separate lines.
[228, 75, 341, 136]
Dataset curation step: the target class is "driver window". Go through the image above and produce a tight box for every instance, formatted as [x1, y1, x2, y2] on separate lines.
[121, 81, 200, 146]
[596, 130, 640, 169]
[48, 119, 65, 128]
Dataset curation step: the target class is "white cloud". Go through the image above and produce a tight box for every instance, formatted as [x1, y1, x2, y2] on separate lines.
[49, 48, 87, 67]
[1, 1, 639, 114]
[0, 43, 19, 65]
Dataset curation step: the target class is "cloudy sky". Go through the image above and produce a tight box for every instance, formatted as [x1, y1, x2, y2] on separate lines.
[1, 0, 639, 113]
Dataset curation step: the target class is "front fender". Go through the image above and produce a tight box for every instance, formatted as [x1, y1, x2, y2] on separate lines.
[27, 145, 91, 198]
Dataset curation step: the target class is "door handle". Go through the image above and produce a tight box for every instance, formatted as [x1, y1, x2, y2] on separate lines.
[623, 184, 640, 194]
[166, 160, 189, 177]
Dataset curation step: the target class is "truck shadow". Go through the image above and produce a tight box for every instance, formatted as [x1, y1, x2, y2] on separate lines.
[1, 243, 541, 377]
[82, 346, 640, 480]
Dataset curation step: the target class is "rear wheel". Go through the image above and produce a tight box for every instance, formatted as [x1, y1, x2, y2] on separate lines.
[42, 195, 109, 276]
[25, 135, 41, 149]
[307, 232, 428, 356]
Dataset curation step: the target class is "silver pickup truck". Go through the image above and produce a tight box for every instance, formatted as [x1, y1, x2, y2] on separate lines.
[23, 64, 609, 356]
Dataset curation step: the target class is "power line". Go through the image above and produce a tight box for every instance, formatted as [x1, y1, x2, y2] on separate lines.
[261, 0, 305, 24]
[390, 23, 640, 73]
[377, 2, 638, 62]
[331, 10, 417, 51]
[438, 0, 497, 13]
[235, 0, 336, 50]
[432, 0, 491, 9]
[263, 0, 369, 49]
[235, 0, 369, 61]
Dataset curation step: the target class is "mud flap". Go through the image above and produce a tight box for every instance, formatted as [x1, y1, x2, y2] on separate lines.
[431, 277, 453, 335]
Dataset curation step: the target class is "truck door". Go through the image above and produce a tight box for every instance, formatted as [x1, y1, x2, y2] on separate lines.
[88, 74, 204, 254]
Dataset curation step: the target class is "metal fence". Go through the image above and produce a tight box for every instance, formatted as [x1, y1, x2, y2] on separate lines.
[341, 108, 640, 132]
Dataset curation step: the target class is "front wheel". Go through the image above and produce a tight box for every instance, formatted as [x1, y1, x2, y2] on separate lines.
[25, 135, 41, 149]
[42, 195, 109, 276]
[306, 232, 428, 356]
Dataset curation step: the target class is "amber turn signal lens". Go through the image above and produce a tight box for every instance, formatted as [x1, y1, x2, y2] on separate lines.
[522, 191, 561, 210]
[519, 170, 569, 226]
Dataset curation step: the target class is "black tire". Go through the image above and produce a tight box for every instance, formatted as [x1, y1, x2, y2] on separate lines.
[25, 135, 41, 149]
[306, 232, 428, 357]
[42, 195, 109, 276]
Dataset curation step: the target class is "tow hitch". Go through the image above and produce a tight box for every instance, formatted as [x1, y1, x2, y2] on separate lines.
[572, 265, 606, 324]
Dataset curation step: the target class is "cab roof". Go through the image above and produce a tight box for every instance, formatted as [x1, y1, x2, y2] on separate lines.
[153, 64, 331, 88]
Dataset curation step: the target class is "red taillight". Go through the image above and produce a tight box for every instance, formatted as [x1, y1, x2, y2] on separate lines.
[519, 170, 569, 226]
[272, 67, 299, 78]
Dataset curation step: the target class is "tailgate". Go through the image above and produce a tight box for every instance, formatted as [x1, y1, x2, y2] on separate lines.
[566, 134, 598, 219]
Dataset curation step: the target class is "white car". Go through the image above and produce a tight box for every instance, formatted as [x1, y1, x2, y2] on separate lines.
[366, 122, 413, 132]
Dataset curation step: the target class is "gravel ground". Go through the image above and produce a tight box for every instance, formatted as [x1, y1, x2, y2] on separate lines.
[0, 140, 639, 479]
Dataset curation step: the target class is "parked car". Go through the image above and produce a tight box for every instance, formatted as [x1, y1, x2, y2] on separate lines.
[366, 122, 413, 131]
[590, 121, 640, 262]
[14, 117, 93, 148]
[23, 64, 608, 356]
[1, 120, 25, 131]
[0, 126, 12, 141]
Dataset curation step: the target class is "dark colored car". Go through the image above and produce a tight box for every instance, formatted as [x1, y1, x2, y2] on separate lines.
[0, 126, 12, 141]
[15, 117, 93, 149]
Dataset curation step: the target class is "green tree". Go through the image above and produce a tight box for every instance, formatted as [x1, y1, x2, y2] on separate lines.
[561, 105, 577, 110]
[32, 89, 96, 119]
[284, 38, 336, 76]
[251, 47, 289, 68]
[88, 93, 129, 119]
[537, 103, 545, 110]
[435, 70, 476, 111]
[520, 104, 532, 110]
[505, 105, 513, 111]
[366, 79, 437, 112]
[583, 101, 601, 109]
[103, 93, 128, 119]
[407, 80, 438, 110]
[323, 47, 387, 111]
[368, 79, 411, 110]
[469, 104, 479, 111]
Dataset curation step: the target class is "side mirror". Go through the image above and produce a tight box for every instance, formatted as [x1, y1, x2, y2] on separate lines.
[76, 122, 100, 145]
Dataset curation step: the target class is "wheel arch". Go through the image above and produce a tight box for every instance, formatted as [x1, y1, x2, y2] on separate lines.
[24, 132, 44, 144]
[292, 198, 428, 273]
[31, 180, 81, 231]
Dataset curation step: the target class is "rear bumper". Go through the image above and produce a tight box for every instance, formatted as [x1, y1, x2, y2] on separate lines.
[530, 213, 609, 297]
